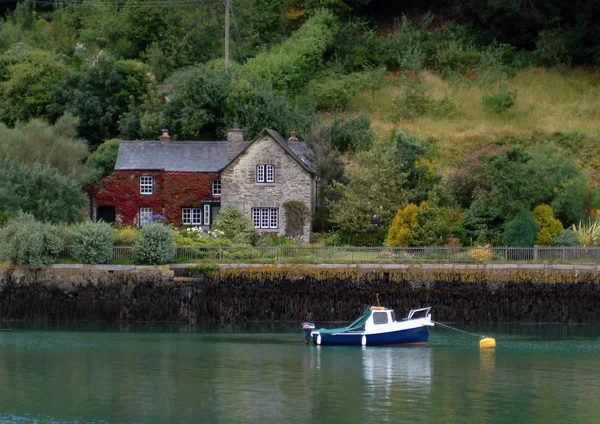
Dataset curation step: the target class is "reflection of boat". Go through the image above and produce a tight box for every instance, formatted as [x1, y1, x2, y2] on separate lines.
[302, 307, 434, 346]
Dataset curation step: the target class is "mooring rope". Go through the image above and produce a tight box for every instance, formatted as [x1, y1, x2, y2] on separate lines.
[433, 321, 486, 339]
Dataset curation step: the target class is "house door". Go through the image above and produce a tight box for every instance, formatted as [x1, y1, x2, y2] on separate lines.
[97, 206, 116, 224]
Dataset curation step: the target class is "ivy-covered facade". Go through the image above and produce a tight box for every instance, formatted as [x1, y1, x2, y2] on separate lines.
[89, 128, 316, 237]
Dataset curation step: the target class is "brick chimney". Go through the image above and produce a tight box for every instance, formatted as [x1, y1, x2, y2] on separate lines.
[159, 128, 171, 142]
[227, 123, 244, 161]
[288, 131, 298, 142]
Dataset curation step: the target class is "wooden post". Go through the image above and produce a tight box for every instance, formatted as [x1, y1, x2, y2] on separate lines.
[225, 0, 230, 74]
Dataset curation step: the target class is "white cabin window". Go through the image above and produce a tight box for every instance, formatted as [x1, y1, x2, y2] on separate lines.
[373, 312, 389, 325]
[203, 205, 211, 226]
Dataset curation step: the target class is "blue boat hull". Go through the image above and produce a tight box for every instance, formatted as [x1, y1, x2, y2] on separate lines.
[312, 325, 430, 346]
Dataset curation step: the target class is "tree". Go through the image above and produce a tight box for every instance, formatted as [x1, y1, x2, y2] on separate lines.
[49, 56, 153, 145]
[387, 203, 419, 247]
[532, 204, 563, 246]
[0, 158, 87, 223]
[86, 138, 121, 180]
[305, 124, 345, 231]
[0, 114, 95, 184]
[0, 49, 66, 125]
[329, 140, 410, 236]
[502, 210, 538, 247]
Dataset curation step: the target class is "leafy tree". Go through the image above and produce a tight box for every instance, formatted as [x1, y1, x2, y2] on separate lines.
[245, 9, 338, 94]
[0, 49, 66, 125]
[304, 124, 345, 232]
[329, 140, 410, 236]
[138, 63, 227, 140]
[49, 56, 153, 144]
[0, 158, 87, 223]
[392, 130, 441, 203]
[502, 210, 538, 247]
[328, 113, 374, 153]
[86, 138, 121, 180]
[0, 114, 95, 184]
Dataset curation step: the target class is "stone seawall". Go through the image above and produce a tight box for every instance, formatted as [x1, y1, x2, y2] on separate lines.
[1, 264, 599, 323]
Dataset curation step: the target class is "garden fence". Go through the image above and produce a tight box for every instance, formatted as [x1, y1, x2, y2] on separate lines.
[51, 245, 600, 264]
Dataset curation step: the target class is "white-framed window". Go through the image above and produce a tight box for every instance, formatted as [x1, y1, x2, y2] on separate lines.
[212, 179, 221, 196]
[204, 205, 211, 226]
[139, 207, 152, 227]
[182, 208, 202, 225]
[140, 175, 154, 195]
[256, 165, 275, 183]
[266, 165, 274, 183]
[251, 208, 278, 229]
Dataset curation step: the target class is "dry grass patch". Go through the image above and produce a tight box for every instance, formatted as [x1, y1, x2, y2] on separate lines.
[346, 67, 600, 170]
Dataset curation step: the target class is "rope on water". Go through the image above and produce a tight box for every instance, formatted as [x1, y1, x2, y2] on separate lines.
[433, 321, 485, 339]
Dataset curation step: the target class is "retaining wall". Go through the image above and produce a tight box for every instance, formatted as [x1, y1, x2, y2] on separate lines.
[0, 264, 599, 323]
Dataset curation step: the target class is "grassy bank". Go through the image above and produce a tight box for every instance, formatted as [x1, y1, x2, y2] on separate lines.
[348, 68, 600, 169]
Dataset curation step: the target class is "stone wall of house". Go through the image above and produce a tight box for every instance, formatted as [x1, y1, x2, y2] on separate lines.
[221, 135, 315, 241]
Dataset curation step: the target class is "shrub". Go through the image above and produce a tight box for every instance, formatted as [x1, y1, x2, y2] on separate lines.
[328, 113, 374, 153]
[532, 204, 563, 246]
[469, 245, 493, 261]
[392, 82, 456, 120]
[387, 203, 419, 247]
[481, 84, 517, 113]
[502, 210, 538, 247]
[552, 229, 579, 247]
[70, 221, 115, 264]
[570, 219, 600, 246]
[211, 208, 258, 245]
[132, 223, 175, 265]
[0, 213, 63, 268]
[115, 226, 142, 246]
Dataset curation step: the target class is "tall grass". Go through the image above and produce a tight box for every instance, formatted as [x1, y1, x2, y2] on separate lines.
[347, 67, 600, 169]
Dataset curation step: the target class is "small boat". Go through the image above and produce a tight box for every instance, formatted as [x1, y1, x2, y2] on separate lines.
[302, 306, 434, 346]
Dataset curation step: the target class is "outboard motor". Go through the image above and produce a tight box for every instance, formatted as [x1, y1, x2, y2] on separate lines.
[301, 322, 315, 344]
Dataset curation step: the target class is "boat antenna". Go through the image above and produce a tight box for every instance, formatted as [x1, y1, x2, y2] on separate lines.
[376, 294, 381, 306]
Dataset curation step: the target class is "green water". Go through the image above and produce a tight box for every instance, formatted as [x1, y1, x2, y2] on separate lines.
[0, 323, 599, 424]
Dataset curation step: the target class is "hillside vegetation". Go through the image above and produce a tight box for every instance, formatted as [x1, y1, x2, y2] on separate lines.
[1, 0, 600, 249]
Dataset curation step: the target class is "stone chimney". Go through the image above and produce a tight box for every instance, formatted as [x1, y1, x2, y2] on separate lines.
[159, 128, 171, 142]
[288, 131, 299, 142]
[226, 123, 244, 161]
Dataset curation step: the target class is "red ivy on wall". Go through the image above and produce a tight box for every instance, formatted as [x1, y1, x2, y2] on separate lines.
[91, 170, 220, 226]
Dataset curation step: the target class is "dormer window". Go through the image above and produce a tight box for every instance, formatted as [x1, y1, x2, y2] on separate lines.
[212, 179, 221, 196]
[140, 176, 154, 195]
[256, 165, 274, 183]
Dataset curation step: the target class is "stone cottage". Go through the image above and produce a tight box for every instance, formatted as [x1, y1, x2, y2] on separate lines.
[88, 128, 316, 240]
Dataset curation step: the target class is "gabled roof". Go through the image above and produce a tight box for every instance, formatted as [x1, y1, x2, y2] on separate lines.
[225, 128, 316, 175]
[114, 140, 230, 172]
[114, 129, 314, 174]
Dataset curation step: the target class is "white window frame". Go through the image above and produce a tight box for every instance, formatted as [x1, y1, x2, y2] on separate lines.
[182, 208, 202, 225]
[256, 165, 265, 183]
[266, 165, 274, 183]
[212, 179, 221, 196]
[140, 175, 153, 195]
[251, 207, 278, 229]
[203, 205, 211, 226]
[139, 207, 152, 227]
[256, 165, 274, 183]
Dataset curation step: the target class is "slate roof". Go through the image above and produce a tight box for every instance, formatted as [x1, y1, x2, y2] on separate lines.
[114, 129, 315, 174]
[114, 140, 232, 172]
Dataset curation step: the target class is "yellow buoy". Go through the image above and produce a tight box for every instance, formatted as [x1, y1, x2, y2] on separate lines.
[479, 337, 496, 349]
